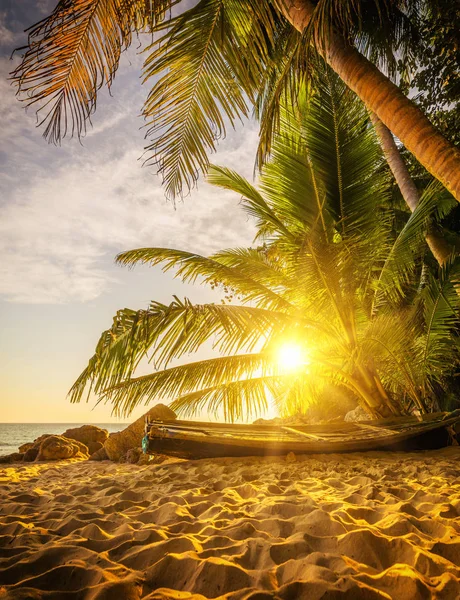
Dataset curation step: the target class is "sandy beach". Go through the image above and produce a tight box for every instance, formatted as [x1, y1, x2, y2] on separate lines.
[1, 448, 460, 599]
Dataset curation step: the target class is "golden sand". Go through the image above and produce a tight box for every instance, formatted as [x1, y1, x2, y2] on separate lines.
[1, 448, 460, 599]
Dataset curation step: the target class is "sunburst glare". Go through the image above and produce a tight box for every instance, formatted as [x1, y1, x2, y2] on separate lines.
[277, 343, 309, 372]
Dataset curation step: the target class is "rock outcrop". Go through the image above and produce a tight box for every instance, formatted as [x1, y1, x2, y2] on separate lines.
[18, 442, 34, 453]
[89, 446, 109, 461]
[104, 404, 176, 462]
[36, 436, 89, 461]
[0, 452, 24, 464]
[23, 447, 39, 462]
[61, 425, 108, 455]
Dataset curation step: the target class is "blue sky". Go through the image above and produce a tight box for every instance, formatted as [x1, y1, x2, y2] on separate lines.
[0, 1, 261, 422]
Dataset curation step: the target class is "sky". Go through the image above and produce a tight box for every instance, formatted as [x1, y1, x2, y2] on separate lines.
[0, 0, 261, 423]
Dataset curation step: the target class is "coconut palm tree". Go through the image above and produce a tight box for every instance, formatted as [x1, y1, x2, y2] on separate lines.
[69, 69, 460, 421]
[11, 0, 460, 201]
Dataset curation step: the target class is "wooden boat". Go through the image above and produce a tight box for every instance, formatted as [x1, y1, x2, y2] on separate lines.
[142, 410, 460, 459]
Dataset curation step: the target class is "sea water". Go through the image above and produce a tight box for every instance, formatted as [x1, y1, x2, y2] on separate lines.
[0, 423, 128, 456]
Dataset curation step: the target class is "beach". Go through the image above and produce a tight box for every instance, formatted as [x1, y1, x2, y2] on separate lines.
[1, 449, 460, 599]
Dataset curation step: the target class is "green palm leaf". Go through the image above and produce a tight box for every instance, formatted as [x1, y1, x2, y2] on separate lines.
[142, 0, 275, 198]
[69, 298, 310, 404]
[170, 375, 287, 421]
[101, 352, 272, 416]
[373, 180, 456, 308]
[206, 165, 293, 240]
[417, 259, 460, 383]
[116, 247, 294, 310]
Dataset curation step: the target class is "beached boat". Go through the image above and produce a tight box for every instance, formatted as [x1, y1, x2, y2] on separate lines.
[142, 410, 460, 459]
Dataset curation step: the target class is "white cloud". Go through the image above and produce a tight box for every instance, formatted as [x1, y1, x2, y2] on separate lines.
[1, 47, 260, 304]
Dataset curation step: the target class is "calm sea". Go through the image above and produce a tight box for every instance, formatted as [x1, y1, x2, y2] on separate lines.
[0, 423, 128, 456]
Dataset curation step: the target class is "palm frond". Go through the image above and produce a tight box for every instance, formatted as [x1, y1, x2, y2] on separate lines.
[206, 165, 293, 240]
[417, 258, 460, 382]
[69, 298, 308, 404]
[170, 374, 286, 421]
[102, 352, 271, 416]
[373, 180, 456, 307]
[142, 0, 276, 198]
[211, 248, 294, 296]
[116, 247, 294, 310]
[11, 0, 168, 143]
[255, 21, 306, 169]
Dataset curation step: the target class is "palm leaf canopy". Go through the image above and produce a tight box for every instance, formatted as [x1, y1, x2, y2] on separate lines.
[69, 69, 460, 420]
[12, 0, 419, 198]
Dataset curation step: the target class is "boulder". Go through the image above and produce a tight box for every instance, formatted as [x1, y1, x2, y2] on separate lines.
[0, 452, 24, 464]
[36, 436, 89, 461]
[124, 448, 142, 464]
[62, 425, 108, 448]
[344, 405, 373, 422]
[104, 404, 176, 462]
[89, 446, 109, 461]
[23, 447, 39, 462]
[87, 441, 104, 455]
[18, 442, 34, 453]
[137, 453, 151, 465]
[32, 434, 52, 448]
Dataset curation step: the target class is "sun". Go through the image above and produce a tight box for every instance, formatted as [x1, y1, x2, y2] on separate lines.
[277, 343, 308, 371]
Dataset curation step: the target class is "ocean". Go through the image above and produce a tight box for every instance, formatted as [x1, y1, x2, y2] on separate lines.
[0, 423, 128, 456]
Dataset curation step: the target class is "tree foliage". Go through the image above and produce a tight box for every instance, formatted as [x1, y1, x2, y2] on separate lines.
[70, 68, 460, 420]
[11, 0, 460, 199]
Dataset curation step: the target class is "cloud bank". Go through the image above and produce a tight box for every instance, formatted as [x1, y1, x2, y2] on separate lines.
[1, 28, 259, 304]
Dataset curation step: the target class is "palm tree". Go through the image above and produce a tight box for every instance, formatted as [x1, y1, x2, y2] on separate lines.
[11, 0, 460, 201]
[70, 70, 460, 421]
[370, 113, 454, 267]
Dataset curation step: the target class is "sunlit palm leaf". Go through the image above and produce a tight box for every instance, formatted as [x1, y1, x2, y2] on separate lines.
[417, 259, 460, 383]
[116, 247, 294, 310]
[206, 165, 293, 240]
[255, 21, 306, 168]
[142, 0, 275, 198]
[373, 180, 456, 308]
[69, 299, 307, 404]
[102, 352, 272, 415]
[12, 0, 168, 143]
[170, 375, 287, 421]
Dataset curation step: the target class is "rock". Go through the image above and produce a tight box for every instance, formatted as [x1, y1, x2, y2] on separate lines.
[62, 424, 108, 448]
[124, 448, 142, 464]
[0, 452, 24, 464]
[104, 404, 176, 462]
[87, 441, 104, 455]
[18, 442, 34, 453]
[89, 446, 109, 461]
[36, 435, 89, 461]
[137, 453, 151, 465]
[344, 405, 373, 422]
[32, 434, 52, 448]
[285, 451, 297, 463]
[148, 403, 177, 421]
[23, 447, 39, 462]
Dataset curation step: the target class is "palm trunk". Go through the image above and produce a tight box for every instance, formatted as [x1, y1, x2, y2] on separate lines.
[350, 366, 403, 418]
[370, 113, 454, 266]
[280, 1, 460, 203]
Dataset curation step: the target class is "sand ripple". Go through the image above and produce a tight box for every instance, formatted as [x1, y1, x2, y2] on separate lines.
[1, 448, 460, 599]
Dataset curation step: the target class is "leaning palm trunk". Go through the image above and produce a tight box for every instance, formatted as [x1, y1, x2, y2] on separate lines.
[350, 365, 403, 419]
[370, 113, 454, 266]
[281, 0, 460, 203]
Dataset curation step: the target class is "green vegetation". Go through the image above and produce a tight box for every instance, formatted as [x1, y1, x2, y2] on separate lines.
[70, 70, 460, 420]
[12, 1, 459, 420]
[12, 0, 460, 201]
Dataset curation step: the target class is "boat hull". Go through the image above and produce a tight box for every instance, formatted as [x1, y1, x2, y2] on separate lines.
[143, 412, 459, 459]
